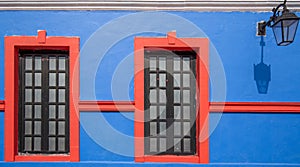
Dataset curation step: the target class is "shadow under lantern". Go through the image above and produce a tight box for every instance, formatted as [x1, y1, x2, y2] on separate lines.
[254, 36, 271, 94]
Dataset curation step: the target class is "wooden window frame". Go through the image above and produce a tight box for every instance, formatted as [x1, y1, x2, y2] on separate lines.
[134, 32, 209, 163]
[4, 30, 80, 162]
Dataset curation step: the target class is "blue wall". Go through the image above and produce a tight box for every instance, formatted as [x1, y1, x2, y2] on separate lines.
[0, 11, 300, 166]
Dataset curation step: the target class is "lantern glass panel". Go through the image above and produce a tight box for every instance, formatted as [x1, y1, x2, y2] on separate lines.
[286, 20, 299, 41]
[272, 24, 283, 45]
[272, 19, 299, 46]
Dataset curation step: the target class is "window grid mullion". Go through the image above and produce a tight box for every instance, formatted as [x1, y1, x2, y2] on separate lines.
[155, 55, 160, 153]
[190, 55, 197, 154]
[65, 56, 70, 153]
[41, 54, 49, 152]
[180, 55, 184, 154]
[31, 55, 35, 152]
[166, 55, 174, 154]
[18, 55, 25, 152]
[144, 54, 150, 155]
[55, 55, 59, 152]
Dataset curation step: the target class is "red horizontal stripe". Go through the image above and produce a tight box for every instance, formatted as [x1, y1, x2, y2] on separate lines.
[1, 100, 300, 113]
[79, 101, 135, 112]
[209, 102, 300, 113]
[0, 100, 4, 111]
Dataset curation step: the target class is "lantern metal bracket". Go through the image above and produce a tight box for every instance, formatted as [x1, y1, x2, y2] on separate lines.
[257, 0, 288, 36]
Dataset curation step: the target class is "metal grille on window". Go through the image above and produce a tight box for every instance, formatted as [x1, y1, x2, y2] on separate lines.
[144, 50, 196, 155]
[19, 50, 69, 154]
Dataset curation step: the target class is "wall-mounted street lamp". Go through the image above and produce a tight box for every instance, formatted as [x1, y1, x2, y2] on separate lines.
[257, 0, 299, 46]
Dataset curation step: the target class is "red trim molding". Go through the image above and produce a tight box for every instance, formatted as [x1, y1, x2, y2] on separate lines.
[210, 102, 300, 113]
[0, 100, 4, 111]
[79, 101, 135, 111]
[143, 155, 200, 163]
[4, 30, 80, 162]
[134, 32, 209, 163]
[1, 101, 300, 113]
[14, 155, 70, 162]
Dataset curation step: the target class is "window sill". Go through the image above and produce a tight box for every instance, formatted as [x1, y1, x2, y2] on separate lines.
[14, 155, 70, 162]
[137, 155, 200, 163]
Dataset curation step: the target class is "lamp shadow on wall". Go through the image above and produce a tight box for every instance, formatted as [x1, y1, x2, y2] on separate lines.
[254, 36, 271, 94]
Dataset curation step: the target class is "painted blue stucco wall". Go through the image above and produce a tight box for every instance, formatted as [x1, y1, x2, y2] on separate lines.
[0, 11, 300, 166]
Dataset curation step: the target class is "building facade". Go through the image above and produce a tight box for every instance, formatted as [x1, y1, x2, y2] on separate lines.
[0, 1, 300, 166]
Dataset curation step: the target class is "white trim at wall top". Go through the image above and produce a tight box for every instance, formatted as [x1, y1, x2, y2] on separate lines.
[0, 0, 299, 11]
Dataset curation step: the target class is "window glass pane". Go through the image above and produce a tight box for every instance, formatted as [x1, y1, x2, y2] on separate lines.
[183, 122, 190, 136]
[49, 137, 56, 151]
[59, 89, 65, 102]
[25, 73, 32, 86]
[49, 73, 56, 86]
[150, 73, 156, 87]
[183, 74, 190, 87]
[35, 57, 42, 70]
[174, 138, 181, 152]
[25, 57, 32, 70]
[25, 105, 32, 118]
[149, 89, 157, 103]
[183, 90, 190, 103]
[173, 57, 180, 71]
[35, 73, 41, 86]
[58, 138, 65, 151]
[25, 89, 32, 102]
[49, 89, 56, 102]
[183, 106, 190, 119]
[24, 137, 32, 151]
[34, 121, 41, 135]
[183, 57, 190, 71]
[150, 122, 157, 136]
[159, 57, 166, 71]
[149, 57, 156, 70]
[58, 105, 65, 119]
[49, 121, 56, 135]
[174, 122, 181, 136]
[159, 122, 166, 136]
[174, 106, 181, 119]
[159, 89, 166, 103]
[159, 73, 166, 87]
[49, 105, 56, 118]
[159, 138, 166, 152]
[173, 74, 180, 87]
[25, 121, 32, 135]
[150, 138, 157, 152]
[59, 57, 66, 70]
[34, 105, 41, 119]
[59, 73, 65, 86]
[184, 138, 191, 152]
[174, 90, 180, 103]
[150, 106, 157, 120]
[34, 89, 41, 102]
[49, 57, 56, 70]
[58, 121, 65, 135]
[159, 106, 166, 119]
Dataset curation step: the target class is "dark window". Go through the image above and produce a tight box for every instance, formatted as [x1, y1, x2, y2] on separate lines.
[144, 50, 196, 155]
[18, 50, 69, 154]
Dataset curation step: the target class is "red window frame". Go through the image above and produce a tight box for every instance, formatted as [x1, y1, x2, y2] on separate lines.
[134, 32, 209, 163]
[4, 30, 80, 162]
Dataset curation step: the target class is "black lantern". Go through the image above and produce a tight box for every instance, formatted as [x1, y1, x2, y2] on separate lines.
[254, 37, 271, 94]
[257, 0, 299, 46]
